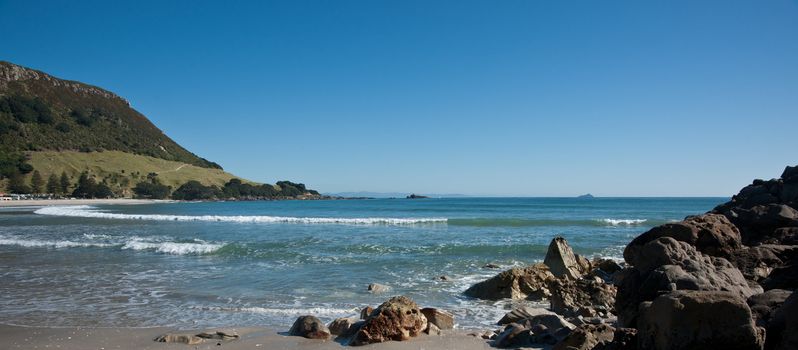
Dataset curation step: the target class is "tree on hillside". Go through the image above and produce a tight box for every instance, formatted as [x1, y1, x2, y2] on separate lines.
[46, 173, 59, 194]
[171, 181, 221, 200]
[59, 171, 70, 193]
[30, 170, 44, 194]
[7, 173, 31, 194]
[133, 180, 171, 199]
[71, 172, 114, 199]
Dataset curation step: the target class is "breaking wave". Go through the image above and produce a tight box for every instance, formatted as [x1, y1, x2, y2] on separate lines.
[34, 206, 446, 225]
[0, 234, 225, 255]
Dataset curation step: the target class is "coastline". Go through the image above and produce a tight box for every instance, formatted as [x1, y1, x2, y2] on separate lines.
[0, 198, 171, 208]
[0, 325, 494, 350]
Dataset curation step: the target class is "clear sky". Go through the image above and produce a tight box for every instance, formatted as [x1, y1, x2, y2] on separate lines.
[2, 0, 796, 196]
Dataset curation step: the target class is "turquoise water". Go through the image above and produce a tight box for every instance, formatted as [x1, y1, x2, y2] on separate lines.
[0, 197, 724, 329]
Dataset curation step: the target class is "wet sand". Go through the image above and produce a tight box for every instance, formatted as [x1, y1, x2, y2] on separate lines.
[0, 325, 495, 350]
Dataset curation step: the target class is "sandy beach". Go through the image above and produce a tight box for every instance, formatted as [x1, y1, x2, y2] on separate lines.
[0, 325, 494, 350]
[0, 198, 170, 207]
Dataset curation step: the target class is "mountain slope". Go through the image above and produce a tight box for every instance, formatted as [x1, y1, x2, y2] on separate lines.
[0, 61, 219, 168]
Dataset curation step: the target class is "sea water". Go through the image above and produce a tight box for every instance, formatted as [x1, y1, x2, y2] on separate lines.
[0, 197, 724, 329]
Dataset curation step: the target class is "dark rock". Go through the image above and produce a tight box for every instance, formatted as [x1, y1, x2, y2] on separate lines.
[769, 291, 798, 350]
[637, 290, 764, 350]
[498, 306, 553, 325]
[519, 313, 576, 334]
[493, 323, 531, 348]
[545, 237, 586, 279]
[782, 165, 798, 183]
[624, 213, 742, 262]
[349, 296, 428, 346]
[747, 289, 791, 328]
[288, 315, 331, 340]
[420, 308, 454, 330]
[549, 278, 616, 318]
[483, 263, 501, 269]
[596, 258, 622, 274]
[615, 237, 761, 327]
[464, 263, 555, 300]
[730, 244, 798, 281]
[553, 324, 615, 350]
[425, 322, 441, 335]
[762, 263, 798, 290]
[762, 227, 798, 245]
[594, 328, 638, 350]
[436, 275, 452, 281]
[724, 204, 798, 245]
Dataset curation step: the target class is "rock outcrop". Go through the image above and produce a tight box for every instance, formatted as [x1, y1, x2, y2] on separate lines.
[637, 290, 764, 350]
[545, 237, 590, 279]
[349, 296, 428, 346]
[288, 315, 331, 340]
[464, 263, 555, 300]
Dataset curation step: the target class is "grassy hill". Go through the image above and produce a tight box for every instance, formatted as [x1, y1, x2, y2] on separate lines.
[22, 150, 256, 197]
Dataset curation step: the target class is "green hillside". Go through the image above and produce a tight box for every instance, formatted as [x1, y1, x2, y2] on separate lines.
[0, 61, 320, 199]
[0, 61, 219, 168]
[23, 150, 251, 197]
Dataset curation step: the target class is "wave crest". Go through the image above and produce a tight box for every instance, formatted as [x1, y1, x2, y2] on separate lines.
[600, 218, 647, 225]
[34, 206, 446, 225]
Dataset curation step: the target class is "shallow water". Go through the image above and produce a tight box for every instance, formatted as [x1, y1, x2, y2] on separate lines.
[0, 197, 724, 329]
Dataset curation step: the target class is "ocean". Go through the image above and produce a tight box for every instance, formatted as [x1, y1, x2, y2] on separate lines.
[0, 197, 725, 330]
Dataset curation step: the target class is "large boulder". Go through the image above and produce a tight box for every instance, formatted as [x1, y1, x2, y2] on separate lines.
[549, 278, 616, 318]
[420, 308, 454, 330]
[747, 289, 791, 328]
[464, 263, 555, 300]
[762, 263, 798, 290]
[624, 214, 742, 261]
[637, 290, 764, 350]
[328, 317, 360, 337]
[349, 296, 428, 346]
[545, 237, 587, 279]
[288, 315, 331, 340]
[730, 244, 798, 282]
[616, 237, 761, 327]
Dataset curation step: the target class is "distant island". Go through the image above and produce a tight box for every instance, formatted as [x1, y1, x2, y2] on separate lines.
[0, 61, 321, 201]
[406, 193, 429, 199]
[577, 193, 594, 198]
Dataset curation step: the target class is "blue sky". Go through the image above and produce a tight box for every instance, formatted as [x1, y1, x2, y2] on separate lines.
[2, 0, 796, 196]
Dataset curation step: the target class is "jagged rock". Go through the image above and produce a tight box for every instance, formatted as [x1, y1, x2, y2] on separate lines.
[747, 289, 791, 328]
[553, 324, 615, 350]
[637, 290, 764, 350]
[498, 306, 553, 325]
[549, 278, 616, 318]
[729, 245, 797, 281]
[368, 283, 390, 293]
[420, 308, 454, 330]
[154, 333, 204, 345]
[624, 214, 742, 261]
[349, 296, 428, 346]
[288, 315, 331, 340]
[723, 204, 798, 245]
[360, 306, 374, 319]
[545, 237, 586, 279]
[328, 317, 359, 337]
[616, 237, 761, 327]
[464, 263, 555, 300]
[761, 227, 798, 245]
[594, 328, 637, 350]
[519, 314, 576, 334]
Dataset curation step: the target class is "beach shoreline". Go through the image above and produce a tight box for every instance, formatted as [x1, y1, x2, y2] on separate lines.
[0, 198, 170, 208]
[0, 324, 494, 350]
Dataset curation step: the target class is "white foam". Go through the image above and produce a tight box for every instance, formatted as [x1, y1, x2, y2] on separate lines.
[34, 206, 447, 225]
[121, 238, 224, 255]
[197, 306, 360, 318]
[600, 218, 647, 225]
[0, 236, 114, 248]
